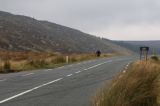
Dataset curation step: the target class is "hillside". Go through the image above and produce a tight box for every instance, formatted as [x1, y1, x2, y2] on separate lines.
[0, 11, 132, 54]
[125, 41, 160, 48]
[113, 41, 140, 53]
[115, 40, 160, 54]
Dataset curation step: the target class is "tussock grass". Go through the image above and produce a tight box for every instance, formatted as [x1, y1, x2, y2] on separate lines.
[151, 55, 159, 61]
[0, 51, 115, 73]
[92, 59, 160, 106]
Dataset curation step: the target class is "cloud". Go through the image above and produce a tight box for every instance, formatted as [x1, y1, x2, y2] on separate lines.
[0, 0, 160, 40]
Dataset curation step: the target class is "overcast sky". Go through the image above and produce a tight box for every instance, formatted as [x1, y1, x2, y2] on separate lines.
[0, 0, 160, 40]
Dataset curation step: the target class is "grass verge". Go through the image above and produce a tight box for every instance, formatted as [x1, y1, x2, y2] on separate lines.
[0, 51, 115, 73]
[92, 57, 160, 106]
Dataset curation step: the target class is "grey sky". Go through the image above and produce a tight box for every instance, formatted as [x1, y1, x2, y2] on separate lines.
[0, 0, 160, 40]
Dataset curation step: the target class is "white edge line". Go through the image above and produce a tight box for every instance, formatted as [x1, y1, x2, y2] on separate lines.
[58, 66, 65, 69]
[0, 59, 116, 103]
[0, 60, 116, 104]
[47, 69, 53, 71]
[44, 69, 53, 71]
[0, 78, 63, 104]
[123, 70, 126, 73]
[22, 73, 34, 77]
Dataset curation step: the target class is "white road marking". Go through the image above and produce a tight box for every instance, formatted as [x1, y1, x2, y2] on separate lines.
[58, 66, 65, 69]
[75, 60, 111, 73]
[127, 62, 131, 66]
[22, 73, 34, 77]
[123, 70, 126, 73]
[83, 61, 108, 71]
[75, 71, 81, 74]
[48, 69, 53, 70]
[0, 58, 129, 104]
[0, 79, 6, 82]
[67, 74, 73, 77]
[0, 78, 63, 104]
[125, 62, 131, 70]
[44, 69, 52, 72]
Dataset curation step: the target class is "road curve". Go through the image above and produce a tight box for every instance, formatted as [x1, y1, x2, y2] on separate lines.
[0, 56, 136, 106]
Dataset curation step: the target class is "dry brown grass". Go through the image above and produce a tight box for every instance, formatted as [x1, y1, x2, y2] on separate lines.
[0, 51, 114, 73]
[0, 50, 58, 61]
[92, 59, 160, 106]
[0, 51, 61, 72]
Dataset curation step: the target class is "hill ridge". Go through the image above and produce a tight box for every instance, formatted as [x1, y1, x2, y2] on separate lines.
[0, 11, 132, 54]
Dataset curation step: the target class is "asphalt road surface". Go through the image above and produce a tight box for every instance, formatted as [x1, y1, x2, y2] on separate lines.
[0, 56, 137, 106]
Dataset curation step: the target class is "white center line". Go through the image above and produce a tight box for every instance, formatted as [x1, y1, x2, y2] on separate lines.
[75, 61, 111, 73]
[75, 71, 81, 74]
[67, 74, 73, 77]
[0, 78, 63, 104]
[22, 73, 34, 77]
[44, 69, 52, 72]
[83, 61, 108, 71]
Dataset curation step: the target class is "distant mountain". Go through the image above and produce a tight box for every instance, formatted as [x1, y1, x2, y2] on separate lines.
[115, 41, 160, 54]
[113, 41, 140, 53]
[0, 11, 132, 54]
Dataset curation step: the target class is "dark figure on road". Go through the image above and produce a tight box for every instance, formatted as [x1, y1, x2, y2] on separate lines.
[96, 50, 101, 57]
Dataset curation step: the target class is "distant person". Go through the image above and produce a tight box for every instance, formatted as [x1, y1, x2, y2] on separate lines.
[96, 50, 101, 57]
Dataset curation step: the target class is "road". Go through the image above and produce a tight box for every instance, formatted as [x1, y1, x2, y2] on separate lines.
[0, 56, 136, 106]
